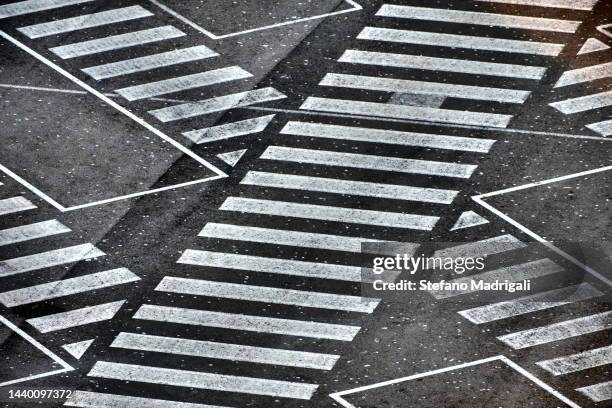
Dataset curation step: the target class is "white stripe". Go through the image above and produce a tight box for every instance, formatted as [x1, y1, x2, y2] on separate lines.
[261, 145, 476, 179]
[587, 119, 612, 136]
[178, 249, 363, 282]
[220, 197, 439, 230]
[199, 223, 416, 254]
[65, 391, 229, 408]
[133, 304, 360, 341]
[0, 0, 93, 18]
[183, 114, 274, 144]
[555, 62, 612, 88]
[537, 345, 612, 375]
[27, 300, 125, 333]
[339, 50, 547, 80]
[87, 361, 318, 400]
[17, 6, 153, 38]
[577, 380, 612, 402]
[149, 87, 285, 122]
[50, 26, 185, 59]
[321, 73, 530, 103]
[377, 4, 580, 33]
[434, 234, 525, 258]
[476, 0, 598, 11]
[550, 90, 612, 114]
[498, 311, 612, 349]
[300, 97, 512, 128]
[116, 66, 252, 101]
[0, 243, 105, 277]
[0, 268, 139, 307]
[82, 45, 218, 80]
[156, 277, 380, 313]
[358, 27, 564, 56]
[428, 259, 564, 299]
[241, 171, 458, 204]
[0, 196, 36, 215]
[280, 121, 495, 153]
[0, 220, 70, 246]
[458, 283, 603, 324]
[112, 332, 340, 370]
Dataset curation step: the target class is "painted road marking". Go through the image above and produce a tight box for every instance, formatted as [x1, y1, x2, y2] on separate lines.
[0, 0, 93, 19]
[65, 391, 231, 408]
[587, 119, 612, 136]
[0, 196, 36, 216]
[577, 380, 612, 402]
[0, 220, 69, 246]
[550, 90, 612, 114]
[183, 115, 275, 144]
[537, 345, 612, 375]
[476, 0, 598, 11]
[27, 300, 125, 333]
[555, 62, 612, 88]
[434, 234, 526, 258]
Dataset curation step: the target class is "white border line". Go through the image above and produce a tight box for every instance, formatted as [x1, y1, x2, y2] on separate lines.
[330, 355, 580, 408]
[473, 165, 612, 287]
[0, 315, 73, 387]
[148, 0, 362, 39]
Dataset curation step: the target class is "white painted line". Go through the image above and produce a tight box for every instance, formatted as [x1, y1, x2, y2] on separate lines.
[62, 339, 94, 359]
[498, 311, 612, 349]
[116, 66, 252, 101]
[0, 220, 70, 246]
[587, 119, 612, 136]
[88, 361, 318, 399]
[450, 211, 489, 231]
[433, 234, 525, 258]
[537, 344, 612, 376]
[220, 197, 439, 230]
[150, 88, 285, 122]
[0, 196, 36, 215]
[550, 90, 612, 114]
[555, 62, 612, 88]
[280, 121, 496, 153]
[183, 114, 275, 144]
[577, 380, 612, 402]
[377, 4, 580, 33]
[65, 391, 230, 408]
[178, 249, 363, 282]
[156, 277, 380, 313]
[27, 300, 125, 333]
[321, 73, 531, 103]
[82, 45, 218, 80]
[300, 97, 512, 128]
[458, 283, 602, 324]
[0, 243, 105, 277]
[17, 6, 153, 38]
[133, 304, 360, 341]
[241, 171, 458, 204]
[50, 26, 185, 59]
[476, 0, 598, 11]
[339, 50, 546, 80]
[112, 332, 340, 370]
[428, 259, 563, 299]
[0, 0, 92, 18]
[0, 268, 139, 307]
[261, 146, 477, 178]
[358, 27, 564, 56]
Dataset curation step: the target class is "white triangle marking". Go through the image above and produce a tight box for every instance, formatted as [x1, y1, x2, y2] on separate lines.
[217, 149, 247, 167]
[62, 339, 94, 359]
[451, 211, 489, 231]
[578, 38, 610, 55]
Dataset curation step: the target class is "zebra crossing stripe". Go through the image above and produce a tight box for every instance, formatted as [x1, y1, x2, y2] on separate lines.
[0, 243, 105, 277]
[116, 66, 252, 101]
[358, 27, 564, 56]
[433, 234, 525, 259]
[65, 391, 231, 408]
[300, 97, 513, 128]
[133, 304, 361, 341]
[50, 26, 185, 59]
[220, 197, 439, 230]
[261, 146, 477, 178]
[577, 380, 612, 402]
[377, 4, 580, 33]
[0, 0, 93, 19]
[0, 268, 139, 307]
[27, 300, 125, 333]
[497, 311, 612, 349]
[241, 171, 459, 204]
[0, 196, 36, 216]
[17, 6, 153, 38]
[339, 50, 547, 80]
[476, 0, 599, 11]
[551, 90, 612, 114]
[280, 121, 496, 153]
[112, 332, 340, 370]
[149, 88, 285, 122]
[537, 344, 612, 375]
[458, 283, 603, 324]
[156, 277, 380, 313]
[320, 73, 531, 103]
[178, 249, 363, 282]
[555, 62, 612, 88]
[0, 220, 70, 246]
[87, 361, 318, 400]
[82, 46, 218, 80]
[587, 119, 612, 136]
[183, 115, 275, 144]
